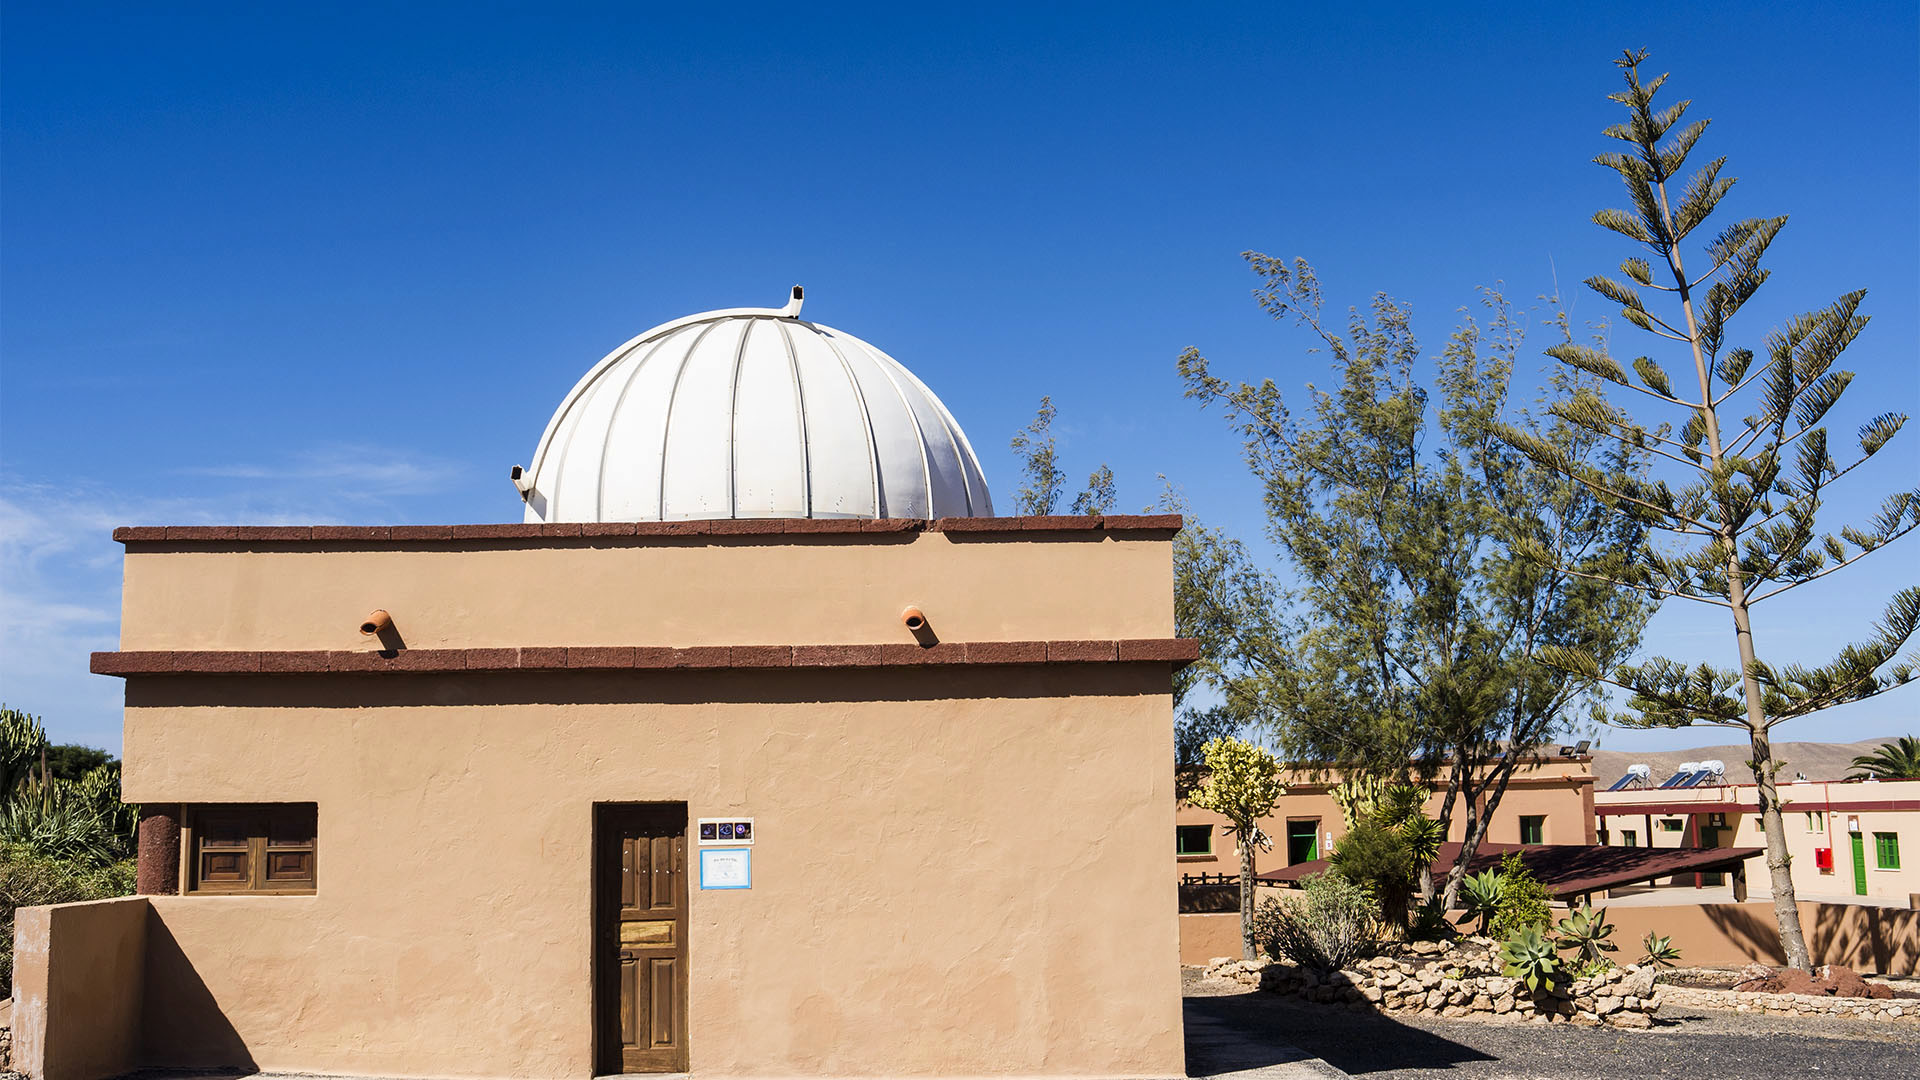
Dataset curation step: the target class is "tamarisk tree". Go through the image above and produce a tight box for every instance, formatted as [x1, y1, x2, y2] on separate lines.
[1502, 50, 1919, 970]
[1180, 260, 1653, 911]
[1008, 396, 1117, 515]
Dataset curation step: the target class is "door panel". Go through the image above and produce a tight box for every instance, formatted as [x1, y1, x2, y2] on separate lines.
[597, 804, 689, 1073]
[1851, 832, 1868, 896]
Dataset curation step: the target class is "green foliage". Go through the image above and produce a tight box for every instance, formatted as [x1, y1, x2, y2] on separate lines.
[1497, 48, 1920, 972]
[1488, 852, 1552, 939]
[1256, 871, 1377, 974]
[1189, 736, 1286, 958]
[1329, 781, 1444, 931]
[1410, 897, 1456, 943]
[1499, 926, 1564, 995]
[1553, 905, 1619, 969]
[1638, 931, 1682, 969]
[0, 843, 136, 995]
[0, 790, 122, 867]
[1188, 737, 1287, 835]
[1009, 397, 1118, 518]
[43, 743, 113, 782]
[1329, 775, 1387, 830]
[1177, 261, 1655, 914]
[1849, 736, 1920, 780]
[1070, 464, 1117, 516]
[1, 706, 50, 797]
[1009, 397, 1065, 516]
[1459, 867, 1504, 934]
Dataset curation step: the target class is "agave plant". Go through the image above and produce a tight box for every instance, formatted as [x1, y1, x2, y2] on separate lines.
[1638, 931, 1682, 970]
[1849, 736, 1920, 781]
[1553, 905, 1619, 969]
[1460, 868, 1504, 934]
[0, 795, 120, 867]
[1500, 926, 1562, 994]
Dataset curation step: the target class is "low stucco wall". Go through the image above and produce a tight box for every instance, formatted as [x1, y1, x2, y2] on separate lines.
[10, 896, 149, 1080]
[1179, 913, 1246, 965]
[126, 665, 1185, 1078]
[1609, 901, 1919, 974]
[1181, 900, 1917, 975]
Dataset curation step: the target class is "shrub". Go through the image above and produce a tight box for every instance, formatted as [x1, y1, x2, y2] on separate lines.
[1257, 870, 1377, 974]
[1499, 925, 1563, 995]
[0, 843, 135, 995]
[1488, 852, 1552, 938]
[1638, 931, 1682, 969]
[1553, 905, 1618, 970]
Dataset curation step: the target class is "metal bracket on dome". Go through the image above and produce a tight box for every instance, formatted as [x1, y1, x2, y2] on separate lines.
[781, 285, 804, 319]
[510, 464, 533, 500]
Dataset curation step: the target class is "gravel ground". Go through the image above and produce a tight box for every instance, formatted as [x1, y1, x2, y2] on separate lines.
[1183, 968, 1920, 1079]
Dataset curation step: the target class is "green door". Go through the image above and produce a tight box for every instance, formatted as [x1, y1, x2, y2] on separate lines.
[1850, 832, 1868, 896]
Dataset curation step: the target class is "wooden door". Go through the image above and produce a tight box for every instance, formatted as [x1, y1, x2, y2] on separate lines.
[595, 804, 689, 1073]
[1851, 832, 1869, 896]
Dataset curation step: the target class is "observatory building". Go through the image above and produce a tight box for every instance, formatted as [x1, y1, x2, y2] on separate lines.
[17, 291, 1193, 1080]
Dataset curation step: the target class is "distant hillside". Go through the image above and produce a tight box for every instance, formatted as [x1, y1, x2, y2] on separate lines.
[1590, 738, 1903, 787]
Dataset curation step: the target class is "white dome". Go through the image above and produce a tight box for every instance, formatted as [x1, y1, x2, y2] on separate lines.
[516, 290, 994, 522]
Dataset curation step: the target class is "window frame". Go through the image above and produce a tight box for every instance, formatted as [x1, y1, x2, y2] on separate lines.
[1175, 824, 1214, 858]
[1285, 818, 1321, 865]
[181, 803, 318, 896]
[1519, 815, 1545, 845]
[1658, 818, 1684, 832]
[1622, 829, 1638, 848]
[1874, 831, 1901, 871]
[1806, 811, 1825, 833]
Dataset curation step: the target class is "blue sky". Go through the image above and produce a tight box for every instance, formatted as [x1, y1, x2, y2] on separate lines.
[3, 2, 1914, 756]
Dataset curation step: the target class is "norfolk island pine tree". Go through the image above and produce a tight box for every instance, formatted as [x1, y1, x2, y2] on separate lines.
[1498, 51, 1918, 971]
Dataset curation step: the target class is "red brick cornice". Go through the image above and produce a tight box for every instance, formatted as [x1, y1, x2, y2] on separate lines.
[110, 514, 1183, 545]
[91, 638, 1200, 676]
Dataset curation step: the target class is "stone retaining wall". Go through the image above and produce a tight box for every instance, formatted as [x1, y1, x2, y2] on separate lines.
[1204, 938, 1664, 1027]
[1658, 983, 1914, 1022]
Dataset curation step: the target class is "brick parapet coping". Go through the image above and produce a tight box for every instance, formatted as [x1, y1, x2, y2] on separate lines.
[111, 514, 1183, 545]
[91, 638, 1200, 676]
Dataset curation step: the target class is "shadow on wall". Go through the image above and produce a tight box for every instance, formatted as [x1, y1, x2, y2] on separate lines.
[143, 909, 256, 1072]
[1699, 902, 1918, 972]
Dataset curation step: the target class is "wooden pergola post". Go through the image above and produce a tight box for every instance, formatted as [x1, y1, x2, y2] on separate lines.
[1732, 860, 1749, 902]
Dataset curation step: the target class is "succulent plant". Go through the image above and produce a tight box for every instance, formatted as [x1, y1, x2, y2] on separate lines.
[1553, 905, 1619, 968]
[1460, 868, 1504, 934]
[1639, 931, 1682, 969]
[1500, 926, 1562, 994]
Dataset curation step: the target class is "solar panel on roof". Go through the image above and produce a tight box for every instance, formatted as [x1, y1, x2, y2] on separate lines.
[1659, 769, 1698, 788]
[1605, 774, 1640, 791]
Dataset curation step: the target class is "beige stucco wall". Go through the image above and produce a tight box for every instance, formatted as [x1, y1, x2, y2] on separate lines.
[1605, 901, 1919, 974]
[1596, 780, 1920, 902]
[9, 896, 149, 1080]
[112, 532, 1185, 1079]
[117, 531, 1173, 651]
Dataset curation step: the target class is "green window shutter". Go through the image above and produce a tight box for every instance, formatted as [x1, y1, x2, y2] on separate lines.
[1876, 832, 1900, 870]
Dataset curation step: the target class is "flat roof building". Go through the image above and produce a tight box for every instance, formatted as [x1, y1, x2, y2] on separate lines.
[13, 295, 1192, 1080]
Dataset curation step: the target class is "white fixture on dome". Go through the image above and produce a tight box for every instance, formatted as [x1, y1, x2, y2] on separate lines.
[513, 287, 994, 523]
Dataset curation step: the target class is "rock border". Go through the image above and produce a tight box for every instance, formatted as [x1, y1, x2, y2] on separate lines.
[1658, 982, 1913, 1022]
[1204, 937, 1663, 1028]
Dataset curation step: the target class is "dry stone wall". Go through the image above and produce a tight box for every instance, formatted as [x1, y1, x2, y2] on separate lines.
[1204, 937, 1663, 1027]
[1659, 983, 1914, 1022]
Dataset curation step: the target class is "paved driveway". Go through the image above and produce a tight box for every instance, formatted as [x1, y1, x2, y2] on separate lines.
[1184, 970, 1920, 1079]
